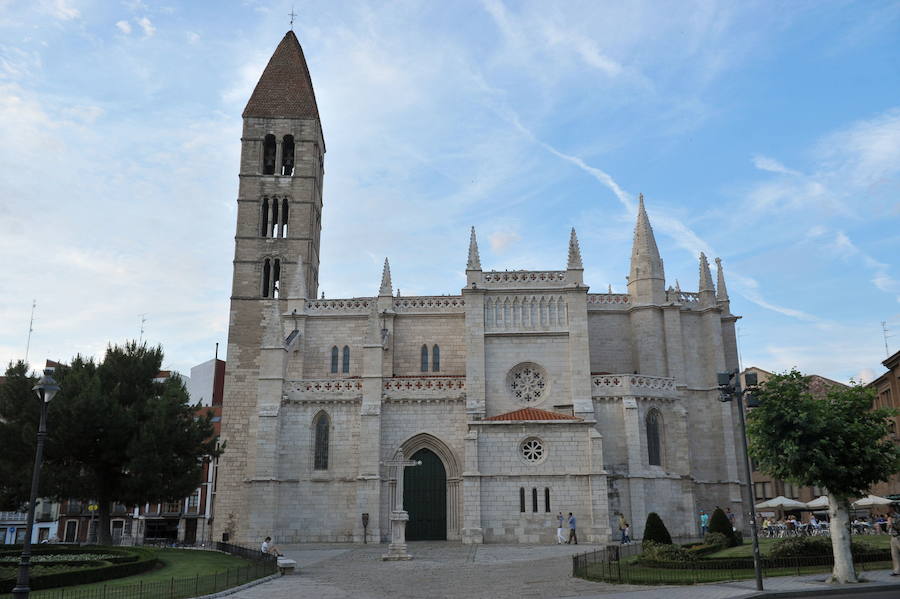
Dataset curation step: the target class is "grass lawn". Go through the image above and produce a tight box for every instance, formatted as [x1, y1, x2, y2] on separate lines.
[1, 549, 265, 599]
[707, 535, 890, 558]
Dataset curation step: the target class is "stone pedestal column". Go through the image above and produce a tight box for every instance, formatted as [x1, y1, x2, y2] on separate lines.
[382, 511, 412, 561]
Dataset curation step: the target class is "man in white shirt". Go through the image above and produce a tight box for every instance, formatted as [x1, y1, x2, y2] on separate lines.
[261, 536, 283, 557]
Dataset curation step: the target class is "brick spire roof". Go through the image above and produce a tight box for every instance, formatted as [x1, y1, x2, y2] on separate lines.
[484, 407, 581, 422]
[243, 30, 320, 119]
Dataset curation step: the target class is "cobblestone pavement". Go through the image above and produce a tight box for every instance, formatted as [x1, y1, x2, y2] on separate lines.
[229, 543, 900, 599]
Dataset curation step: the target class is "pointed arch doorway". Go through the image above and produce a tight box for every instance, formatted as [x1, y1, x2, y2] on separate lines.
[403, 448, 447, 540]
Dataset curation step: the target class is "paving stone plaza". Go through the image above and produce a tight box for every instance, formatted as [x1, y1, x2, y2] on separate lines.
[228, 542, 900, 599]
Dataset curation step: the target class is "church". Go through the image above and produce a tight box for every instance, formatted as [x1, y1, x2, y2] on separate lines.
[214, 31, 746, 546]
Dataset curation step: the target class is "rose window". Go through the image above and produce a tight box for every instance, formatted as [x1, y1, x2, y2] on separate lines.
[507, 363, 547, 403]
[520, 438, 545, 463]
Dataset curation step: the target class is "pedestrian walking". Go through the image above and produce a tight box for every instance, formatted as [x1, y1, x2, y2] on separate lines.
[726, 507, 736, 530]
[700, 510, 709, 535]
[889, 509, 900, 576]
[566, 512, 578, 545]
[556, 512, 566, 544]
[621, 521, 631, 545]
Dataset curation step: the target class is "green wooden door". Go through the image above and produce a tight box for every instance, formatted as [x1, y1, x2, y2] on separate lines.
[404, 448, 447, 540]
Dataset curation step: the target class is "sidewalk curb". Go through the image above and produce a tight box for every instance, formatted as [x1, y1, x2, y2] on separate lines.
[190, 572, 282, 599]
[740, 581, 900, 598]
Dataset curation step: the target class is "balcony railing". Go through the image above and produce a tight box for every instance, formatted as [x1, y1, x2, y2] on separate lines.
[0, 511, 27, 522]
[591, 374, 679, 399]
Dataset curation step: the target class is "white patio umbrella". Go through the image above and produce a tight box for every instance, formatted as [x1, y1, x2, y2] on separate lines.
[805, 495, 830, 509]
[755, 495, 808, 510]
[851, 494, 894, 508]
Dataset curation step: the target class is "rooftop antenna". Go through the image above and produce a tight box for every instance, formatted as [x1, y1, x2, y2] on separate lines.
[139, 313, 148, 345]
[289, 5, 297, 30]
[24, 299, 36, 363]
[882, 321, 893, 357]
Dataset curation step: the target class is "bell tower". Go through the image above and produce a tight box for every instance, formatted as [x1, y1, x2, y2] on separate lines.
[215, 30, 324, 543]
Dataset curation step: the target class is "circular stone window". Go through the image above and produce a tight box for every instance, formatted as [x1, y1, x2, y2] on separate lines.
[507, 362, 548, 404]
[520, 437, 546, 463]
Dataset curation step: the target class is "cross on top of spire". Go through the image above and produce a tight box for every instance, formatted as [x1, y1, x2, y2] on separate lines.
[289, 6, 297, 30]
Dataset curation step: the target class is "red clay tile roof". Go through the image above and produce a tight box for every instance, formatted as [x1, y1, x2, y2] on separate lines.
[243, 30, 320, 120]
[484, 407, 581, 421]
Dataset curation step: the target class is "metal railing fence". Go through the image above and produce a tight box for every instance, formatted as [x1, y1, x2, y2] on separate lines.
[3, 543, 278, 599]
[573, 545, 893, 585]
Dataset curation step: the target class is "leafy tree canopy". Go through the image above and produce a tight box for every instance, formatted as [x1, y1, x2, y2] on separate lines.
[0, 342, 223, 544]
[746, 370, 899, 499]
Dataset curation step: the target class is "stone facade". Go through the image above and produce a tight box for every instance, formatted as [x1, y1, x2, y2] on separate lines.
[213, 31, 746, 547]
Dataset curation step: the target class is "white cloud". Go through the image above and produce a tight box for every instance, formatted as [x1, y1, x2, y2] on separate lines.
[488, 229, 521, 253]
[116, 20, 132, 34]
[752, 154, 800, 176]
[137, 17, 155, 37]
[42, 0, 79, 21]
[187, 31, 200, 44]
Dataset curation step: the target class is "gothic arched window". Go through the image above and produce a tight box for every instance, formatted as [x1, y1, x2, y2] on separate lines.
[342, 345, 350, 374]
[646, 409, 662, 466]
[544, 488, 551, 512]
[271, 259, 281, 298]
[281, 135, 295, 176]
[420, 345, 428, 372]
[432, 345, 440, 372]
[262, 134, 276, 175]
[330, 346, 339, 374]
[313, 412, 329, 470]
[281, 198, 289, 237]
[260, 198, 269, 237]
[261, 258, 271, 297]
[519, 487, 525, 513]
[271, 200, 279, 237]
[532, 488, 538, 513]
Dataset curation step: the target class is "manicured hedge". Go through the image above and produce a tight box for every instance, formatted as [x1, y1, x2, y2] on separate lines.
[0, 546, 157, 592]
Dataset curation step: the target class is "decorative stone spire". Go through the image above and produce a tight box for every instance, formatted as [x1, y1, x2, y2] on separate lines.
[715, 257, 729, 301]
[699, 253, 714, 292]
[628, 194, 666, 303]
[243, 31, 320, 119]
[608, 284, 613, 294]
[288, 258, 307, 299]
[674, 279, 681, 292]
[379, 258, 393, 296]
[467, 226, 481, 270]
[567, 228, 583, 269]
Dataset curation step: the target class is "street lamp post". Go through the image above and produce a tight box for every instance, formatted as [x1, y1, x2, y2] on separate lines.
[11, 368, 60, 599]
[718, 369, 763, 592]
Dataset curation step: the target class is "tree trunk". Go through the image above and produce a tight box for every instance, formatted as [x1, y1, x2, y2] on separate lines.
[827, 493, 858, 583]
[97, 499, 113, 546]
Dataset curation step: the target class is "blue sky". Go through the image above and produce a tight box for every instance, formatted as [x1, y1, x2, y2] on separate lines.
[1, 0, 900, 383]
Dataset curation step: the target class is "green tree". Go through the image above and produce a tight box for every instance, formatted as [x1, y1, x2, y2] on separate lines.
[0, 343, 223, 545]
[746, 370, 899, 583]
[708, 507, 736, 546]
[642, 512, 672, 547]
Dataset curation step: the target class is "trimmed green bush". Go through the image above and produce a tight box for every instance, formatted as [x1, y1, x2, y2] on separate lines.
[639, 541, 697, 563]
[708, 508, 737, 546]
[642, 512, 672, 547]
[703, 532, 729, 549]
[0, 546, 157, 593]
[769, 536, 868, 559]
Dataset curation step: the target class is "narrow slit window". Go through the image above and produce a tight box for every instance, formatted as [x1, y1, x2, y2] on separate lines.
[342, 346, 350, 374]
[519, 487, 525, 513]
[330, 346, 339, 374]
[261, 259, 271, 297]
[544, 488, 550, 512]
[262, 134, 276, 175]
[281, 135, 295, 176]
[532, 488, 538, 513]
[272, 259, 281, 298]
[313, 412, 329, 470]
[271, 200, 279, 238]
[260, 198, 269, 237]
[281, 198, 289, 237]
[432, 345, 440, 372]
[420, 345, 428, 372]
[647, 409, 662, 466]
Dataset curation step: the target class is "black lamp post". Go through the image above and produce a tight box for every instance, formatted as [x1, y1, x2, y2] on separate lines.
[11, 368, 60, 599]
[718, 369, 762, 591]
